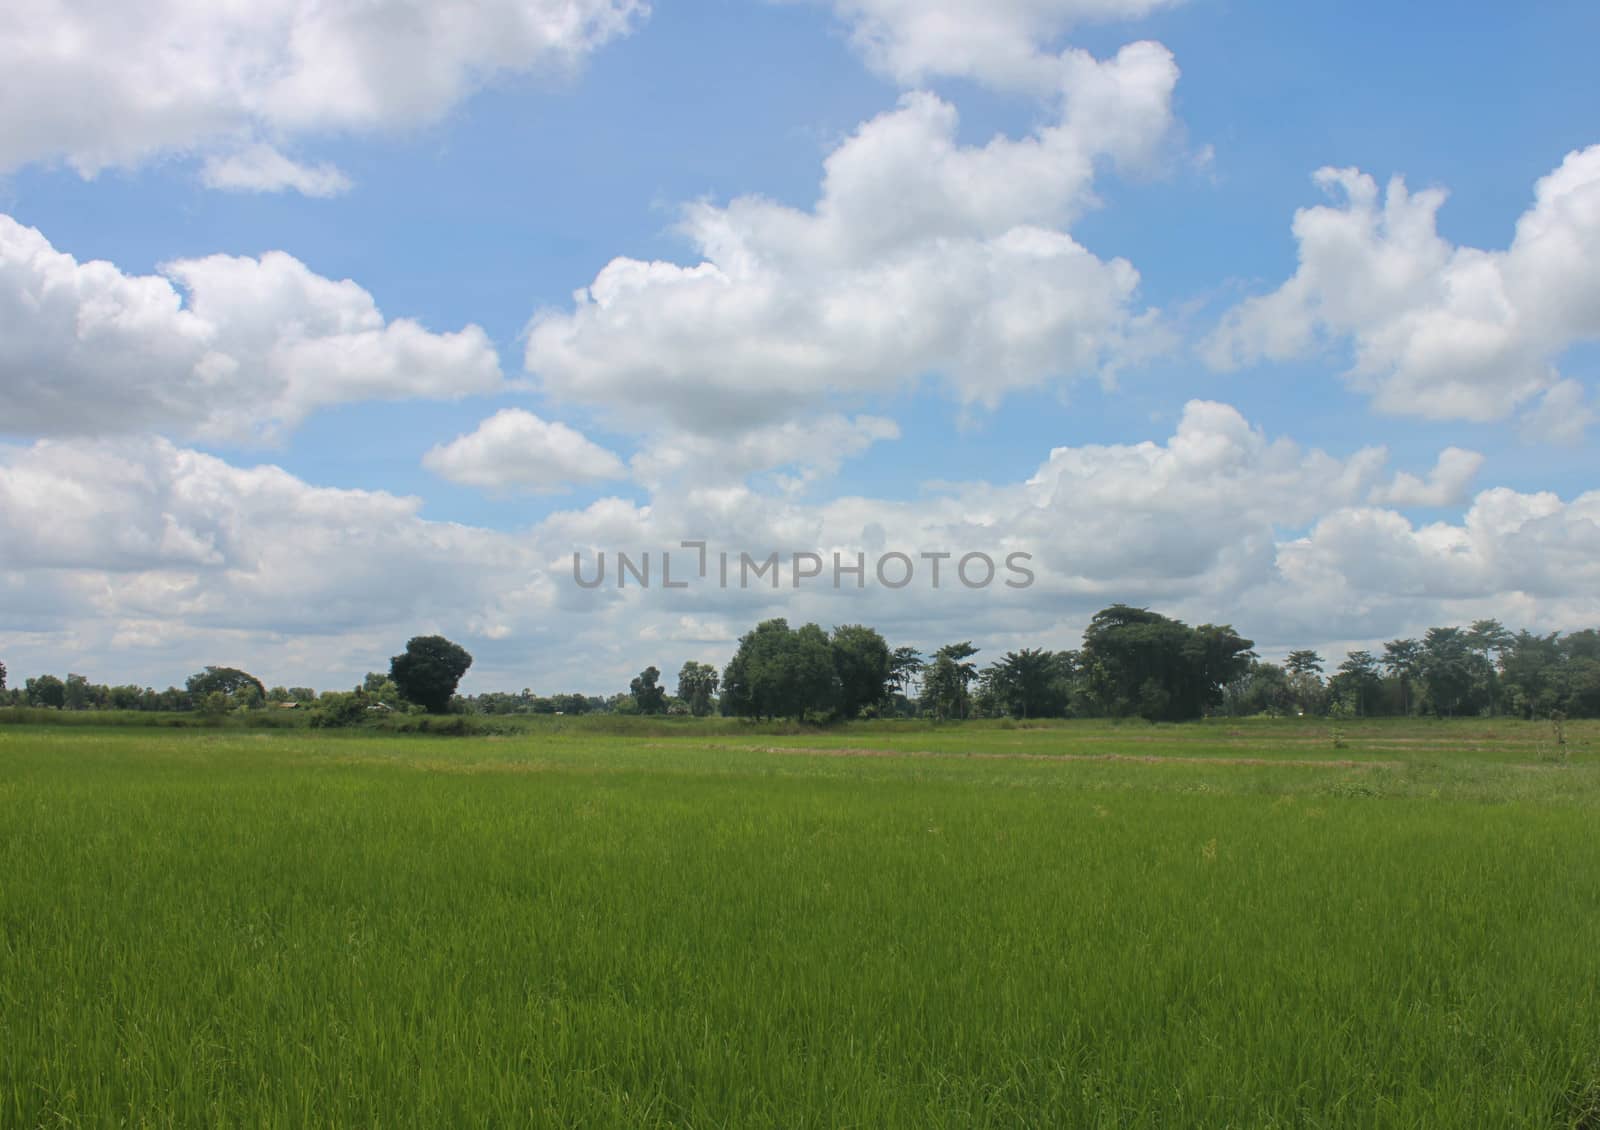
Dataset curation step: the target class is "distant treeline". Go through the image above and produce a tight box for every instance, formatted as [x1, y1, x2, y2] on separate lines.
[3, 606, 1596, 726]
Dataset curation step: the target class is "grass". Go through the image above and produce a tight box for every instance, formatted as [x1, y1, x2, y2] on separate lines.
[2, 719, 1598, 1127]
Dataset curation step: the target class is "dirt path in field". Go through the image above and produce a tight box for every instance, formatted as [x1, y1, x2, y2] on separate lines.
[747, 746, 1402, 770]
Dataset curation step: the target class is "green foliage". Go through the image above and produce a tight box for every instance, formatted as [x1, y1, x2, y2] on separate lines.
[629, 666, 668, 715]
[198, 691, 229, 718]
[308, 690, 370, 729]
[829, 624, 891, 720]
[1420, 627, 1475, 717]
[1331, 650, 1383, 717]
[389, 636, 473, 715]
[186, 666, 266, 700]
[982, 648, 1073, 719]
[675, 661, 720, 717]
[1079, 605, 1254, 721]
[721, 618, 838, 721]
[25, 674, 65, 709]
[921, 642, 980, 720]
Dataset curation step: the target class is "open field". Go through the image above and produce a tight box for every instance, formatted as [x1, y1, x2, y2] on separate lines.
[3, 718, 1599, 1127]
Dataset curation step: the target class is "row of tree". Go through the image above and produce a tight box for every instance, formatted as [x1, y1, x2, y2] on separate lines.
[1221, 621, 1600, 719]
[620, 606, 1259, 723]
[6, 614, 1598, 724]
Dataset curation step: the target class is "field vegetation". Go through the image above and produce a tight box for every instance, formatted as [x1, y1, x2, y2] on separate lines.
[3, 717, 1598, 1127]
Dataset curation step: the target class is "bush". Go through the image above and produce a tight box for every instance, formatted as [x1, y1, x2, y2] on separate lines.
[309, 692, 370, 729]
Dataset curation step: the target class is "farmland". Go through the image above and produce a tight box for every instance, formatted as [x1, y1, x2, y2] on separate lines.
[2, 717, 1598, 1127]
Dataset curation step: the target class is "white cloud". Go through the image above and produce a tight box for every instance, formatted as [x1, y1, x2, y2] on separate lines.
[5, 403, 1595, 695]
[1367, 447, 1483, 508]
[1206, 146, 1600, 423]
[1519, 379, 1596, 447]
[199, 144, 353, 198]
[526, 42, 1178, 434]
[0, 215, 504, 443]
[629, 414, 900, 492]
[0, 0, 647, 193]
[815, 0, 1184, 92]
[423, 409, 627, 493]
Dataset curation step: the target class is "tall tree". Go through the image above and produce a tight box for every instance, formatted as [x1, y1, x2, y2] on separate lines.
[1284, 650, 1326, 716]
[887, 647, 925, 708]
[1080, 605, 1253, 721]
[986, 649, 1070, 719]
[630, 666, 668, 715]
[389, 636, 473, 715]
[1285, 650, 1323, 676]
[1334, 650, 1383, 716]
[1382, 639, 1423, 716]
[25, 675, 65, 709]
[63, 674, 92, 711]
[924, 642, 980, 720]
[676, 661, 720, 717]
[830, 625, 891, 720]
[1466, 618, 1514, 716]
[1420, 627, 1474, 717]
[920, 654, 966, 721]
[186, 666, 266, 700]
[721, 619, 838, 722]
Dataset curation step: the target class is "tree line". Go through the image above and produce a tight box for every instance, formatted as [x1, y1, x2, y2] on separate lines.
[5, 611, 1598, 724]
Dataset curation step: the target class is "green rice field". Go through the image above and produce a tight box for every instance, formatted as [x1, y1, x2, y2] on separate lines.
[2, 717, 1598, 1127]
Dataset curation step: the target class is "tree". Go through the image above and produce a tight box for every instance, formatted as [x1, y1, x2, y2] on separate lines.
[1079, 605, 1253, 721]
[1420, 627, 1475, 717]
[64, 673, 92, 711]
[630, 666, 668, 714]
[721, 619, 838, 721]
[920, 654, 965, 721]
[790, 623, 839, 721]
[389, 636, 473, 714]
[1285, 650, 1324, 677]
[676, 661, 720, 717]
[888, 646, 924, 690]
[26, 675, 65, 709]
[830, 624, 891, 719]
[1382, 639, 1423, 716]
[186, 666, 266, 701]
[1466, 618, 1514, 716]
[1222, 661, 1294, 716]
[1333, 650, 1382, 716]
[1283, 649, 1326, 716]
[199, 691, 230, 718]
[0, 659, 6, 693]
[922, 642, 980, 720]
[986, 649, 1071, 719]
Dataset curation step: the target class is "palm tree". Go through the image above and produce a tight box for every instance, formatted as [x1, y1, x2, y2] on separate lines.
[936, 642, 980, 719]
[887, 646, 925, 704]
[1383, 638, 1422, 716]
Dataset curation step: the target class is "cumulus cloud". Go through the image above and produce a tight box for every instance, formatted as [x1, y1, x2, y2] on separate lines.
[1366, 447, 1483, 508]
[199, 145, 353, 197]
[423, 409, 627, 492]
[1519, 379, 1597, 447]
[526, 42, 1178, 434]
[0, 0, 647, 192]
[1206, 146, 1600, 425]
[629, 414, 901, 492]
[815, 0, 1185, 92]
[11, 401, 1591, 694]
[0, 215, 504, 444]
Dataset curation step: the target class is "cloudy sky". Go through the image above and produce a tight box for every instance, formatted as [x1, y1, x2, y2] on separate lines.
[3, 0, 1598, 695]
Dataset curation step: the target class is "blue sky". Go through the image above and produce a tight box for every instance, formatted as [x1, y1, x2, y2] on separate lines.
[2, 0, 1598, 693]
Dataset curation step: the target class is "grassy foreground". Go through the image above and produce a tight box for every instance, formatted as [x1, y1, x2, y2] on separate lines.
[2, 718, 1598, 1127]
